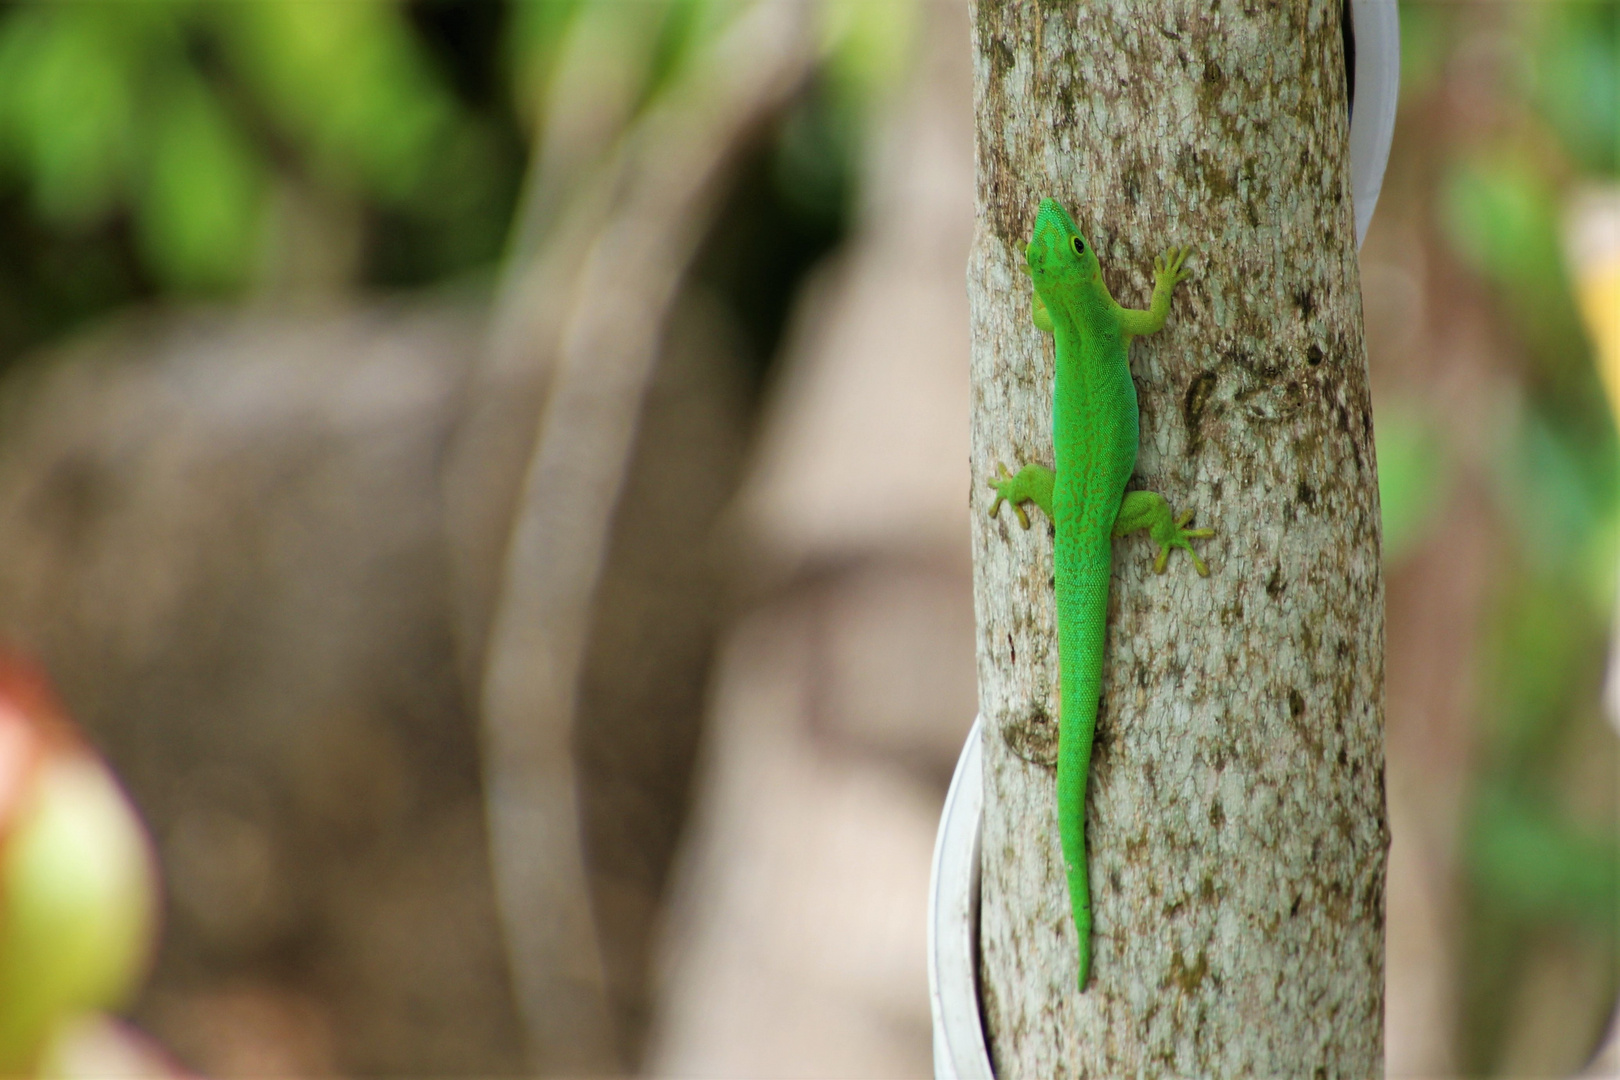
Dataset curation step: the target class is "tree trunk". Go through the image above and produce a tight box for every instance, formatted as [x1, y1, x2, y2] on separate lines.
[967, 2, 1387, 1076]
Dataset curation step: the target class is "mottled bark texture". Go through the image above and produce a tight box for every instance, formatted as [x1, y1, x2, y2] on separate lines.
[967, 2, 1387, 1076]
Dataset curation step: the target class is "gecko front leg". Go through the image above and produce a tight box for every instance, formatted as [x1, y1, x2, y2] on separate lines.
[1116, 246, 1192, 339]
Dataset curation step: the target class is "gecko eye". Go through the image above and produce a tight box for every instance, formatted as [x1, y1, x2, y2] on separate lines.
[1070, 236, 1084, 255]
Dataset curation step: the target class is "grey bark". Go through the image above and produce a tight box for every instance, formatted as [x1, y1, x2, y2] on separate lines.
[967, 2, 1388, 1076]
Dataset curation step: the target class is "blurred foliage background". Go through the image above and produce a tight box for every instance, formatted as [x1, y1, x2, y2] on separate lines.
[0, 0, 520, 345]
[0, 0, 918, 1075]
[0, 0, 1612, 1076]
[0, 0, 907, 380]
[1374, 2, 1619, 1075]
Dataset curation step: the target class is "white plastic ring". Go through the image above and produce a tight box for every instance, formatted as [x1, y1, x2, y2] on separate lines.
[928, 715, 994, 1080]
[1350, 0, 1400, 249]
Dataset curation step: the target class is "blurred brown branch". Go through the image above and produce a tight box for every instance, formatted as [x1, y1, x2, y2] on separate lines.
[455, 1, 819, 1072]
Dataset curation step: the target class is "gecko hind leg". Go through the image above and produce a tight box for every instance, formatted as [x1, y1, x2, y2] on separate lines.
[1113, 490, 1214, 575]
[988, 463, 1055, 529]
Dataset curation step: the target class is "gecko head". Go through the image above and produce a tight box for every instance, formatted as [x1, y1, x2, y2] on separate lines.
[1025, 197, 1100, 289]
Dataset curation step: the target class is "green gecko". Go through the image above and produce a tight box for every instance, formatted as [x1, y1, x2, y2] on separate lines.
[988, 198, 1212, 990]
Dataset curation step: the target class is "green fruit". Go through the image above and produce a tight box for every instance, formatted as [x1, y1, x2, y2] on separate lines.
[0, 755, 157, 1075]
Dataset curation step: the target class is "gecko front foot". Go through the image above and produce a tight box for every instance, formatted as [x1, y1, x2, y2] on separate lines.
[1154, 246, 1192, 287]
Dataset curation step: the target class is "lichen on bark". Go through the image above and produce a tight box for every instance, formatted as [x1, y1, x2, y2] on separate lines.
[967, 2, 1387, 1075]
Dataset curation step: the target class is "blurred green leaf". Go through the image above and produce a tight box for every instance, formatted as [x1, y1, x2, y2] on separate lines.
[0, 6, 144, 225]
[212, 0, 456, 206]
[821, 0, 916, 113]
[1534, 2, 1619, 177]
[0, 0, 886, 348]
[1469, 783, 1618, 926]
[1375, 401, 1448, 565]
[1479, 570, 1598, 763]
[646, 0, 741, 101]
[0, 0, 522, 305]
[1495, 407, 1615, 575]
[137, 74, 265, 291]
[505, 0, 735, 142]
[1441, 155, 1563, 292]
[1397, 2, 1449, 101]
[506, 0, 587, 127]
[1440, 153, 1598, 413]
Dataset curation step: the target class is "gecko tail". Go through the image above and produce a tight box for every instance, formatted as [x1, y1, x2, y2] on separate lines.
[1055, 538, 1109, 994]
[1076, 909, 1092, 990]
[1059, 644, 1101, 994]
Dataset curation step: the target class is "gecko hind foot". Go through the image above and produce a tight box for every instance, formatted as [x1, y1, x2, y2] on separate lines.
[1151, 509, 1214, 576]
[988, 464, 1030, 529]
[987, 462, 1055, 529]
[1116, 491, 1214, 576]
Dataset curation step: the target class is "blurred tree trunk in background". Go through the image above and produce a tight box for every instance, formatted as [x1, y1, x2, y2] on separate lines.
[0, 303, 530, 1078]
[967, 2, 1387, 1075]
